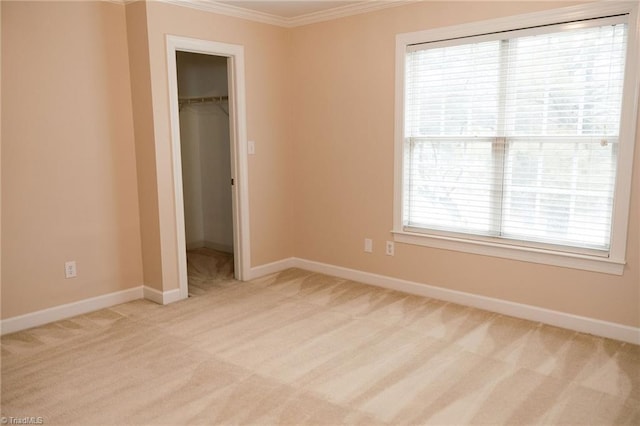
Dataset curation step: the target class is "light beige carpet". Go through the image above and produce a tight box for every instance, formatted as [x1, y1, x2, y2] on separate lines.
[1, 248, 638, 425]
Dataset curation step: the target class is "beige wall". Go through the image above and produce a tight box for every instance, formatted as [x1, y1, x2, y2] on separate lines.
[125, 1, 164, 292]
[141, 2, 295, 291]
[1, 1, 143, 318]
[1, 0, 296, 315]
[290, 1, 640, 328]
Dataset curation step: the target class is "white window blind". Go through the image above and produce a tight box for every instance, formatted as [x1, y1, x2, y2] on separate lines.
[403, 16, 628, 254]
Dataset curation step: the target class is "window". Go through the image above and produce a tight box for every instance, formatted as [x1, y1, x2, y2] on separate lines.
[394, 3, 639, 274]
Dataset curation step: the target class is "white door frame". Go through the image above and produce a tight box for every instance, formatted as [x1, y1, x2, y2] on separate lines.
[166, 35, 250, 299]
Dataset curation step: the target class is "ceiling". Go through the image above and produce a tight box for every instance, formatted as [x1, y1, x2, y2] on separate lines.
[217, 1, 365, 19]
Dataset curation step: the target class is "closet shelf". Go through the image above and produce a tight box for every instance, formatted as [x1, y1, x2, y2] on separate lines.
[179, 95, 228, 108]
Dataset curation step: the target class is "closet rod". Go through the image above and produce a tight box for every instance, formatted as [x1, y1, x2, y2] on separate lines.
[178, 95, 228, 107]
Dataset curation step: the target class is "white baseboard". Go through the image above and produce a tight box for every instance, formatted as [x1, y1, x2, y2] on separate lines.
[246, 257, 640, 345]
[143, 286, 183, 305]
[4, 258, 637, 345]
[245, 257, 297, 280]
[0, 286, 144, 335]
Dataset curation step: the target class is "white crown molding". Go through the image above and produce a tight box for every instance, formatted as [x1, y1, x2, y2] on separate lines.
[158, 0, 415, 28]
[161, 0, 286, 26]
[286, 0, 415, 27]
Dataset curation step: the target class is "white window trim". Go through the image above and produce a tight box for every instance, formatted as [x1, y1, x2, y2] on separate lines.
[393, 2, 640, 275]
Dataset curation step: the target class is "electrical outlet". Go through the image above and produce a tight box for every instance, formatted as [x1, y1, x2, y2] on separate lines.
[385, 241, 395, 256]
[65, 261, 77, 279]
[248, 140, 256, 155]
[364, 238, 373, 253]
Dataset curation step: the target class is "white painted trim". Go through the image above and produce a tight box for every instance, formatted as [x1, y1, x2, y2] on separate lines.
[159, 0, 413, 28]
[393, 1, 639, 276]
[287, 0, 414, 28]
[396, 1, 638, 47]
[0, 287, 143, 335]
[226, 48, 251, 282]
[166, 36, 251, 302]
[393, 231, 625, 275]
[143, 286, 183, 305]
[393, 29, 406, 237]
[611, 3, 640, 261]
[245, 257, 640, 345]
[161, 0, 286, 27]
[3, 258, 637, 344]
[245, 257, 298, 281]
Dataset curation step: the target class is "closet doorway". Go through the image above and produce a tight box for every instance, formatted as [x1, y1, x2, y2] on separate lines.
[177, 52, 234, 294]
[166, 37, 250, 300]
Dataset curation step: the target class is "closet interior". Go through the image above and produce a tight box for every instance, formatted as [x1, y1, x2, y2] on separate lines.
[176, 51, 234, 289]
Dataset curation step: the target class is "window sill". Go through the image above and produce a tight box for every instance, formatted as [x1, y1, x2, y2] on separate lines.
[392, 230, 625, 275]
